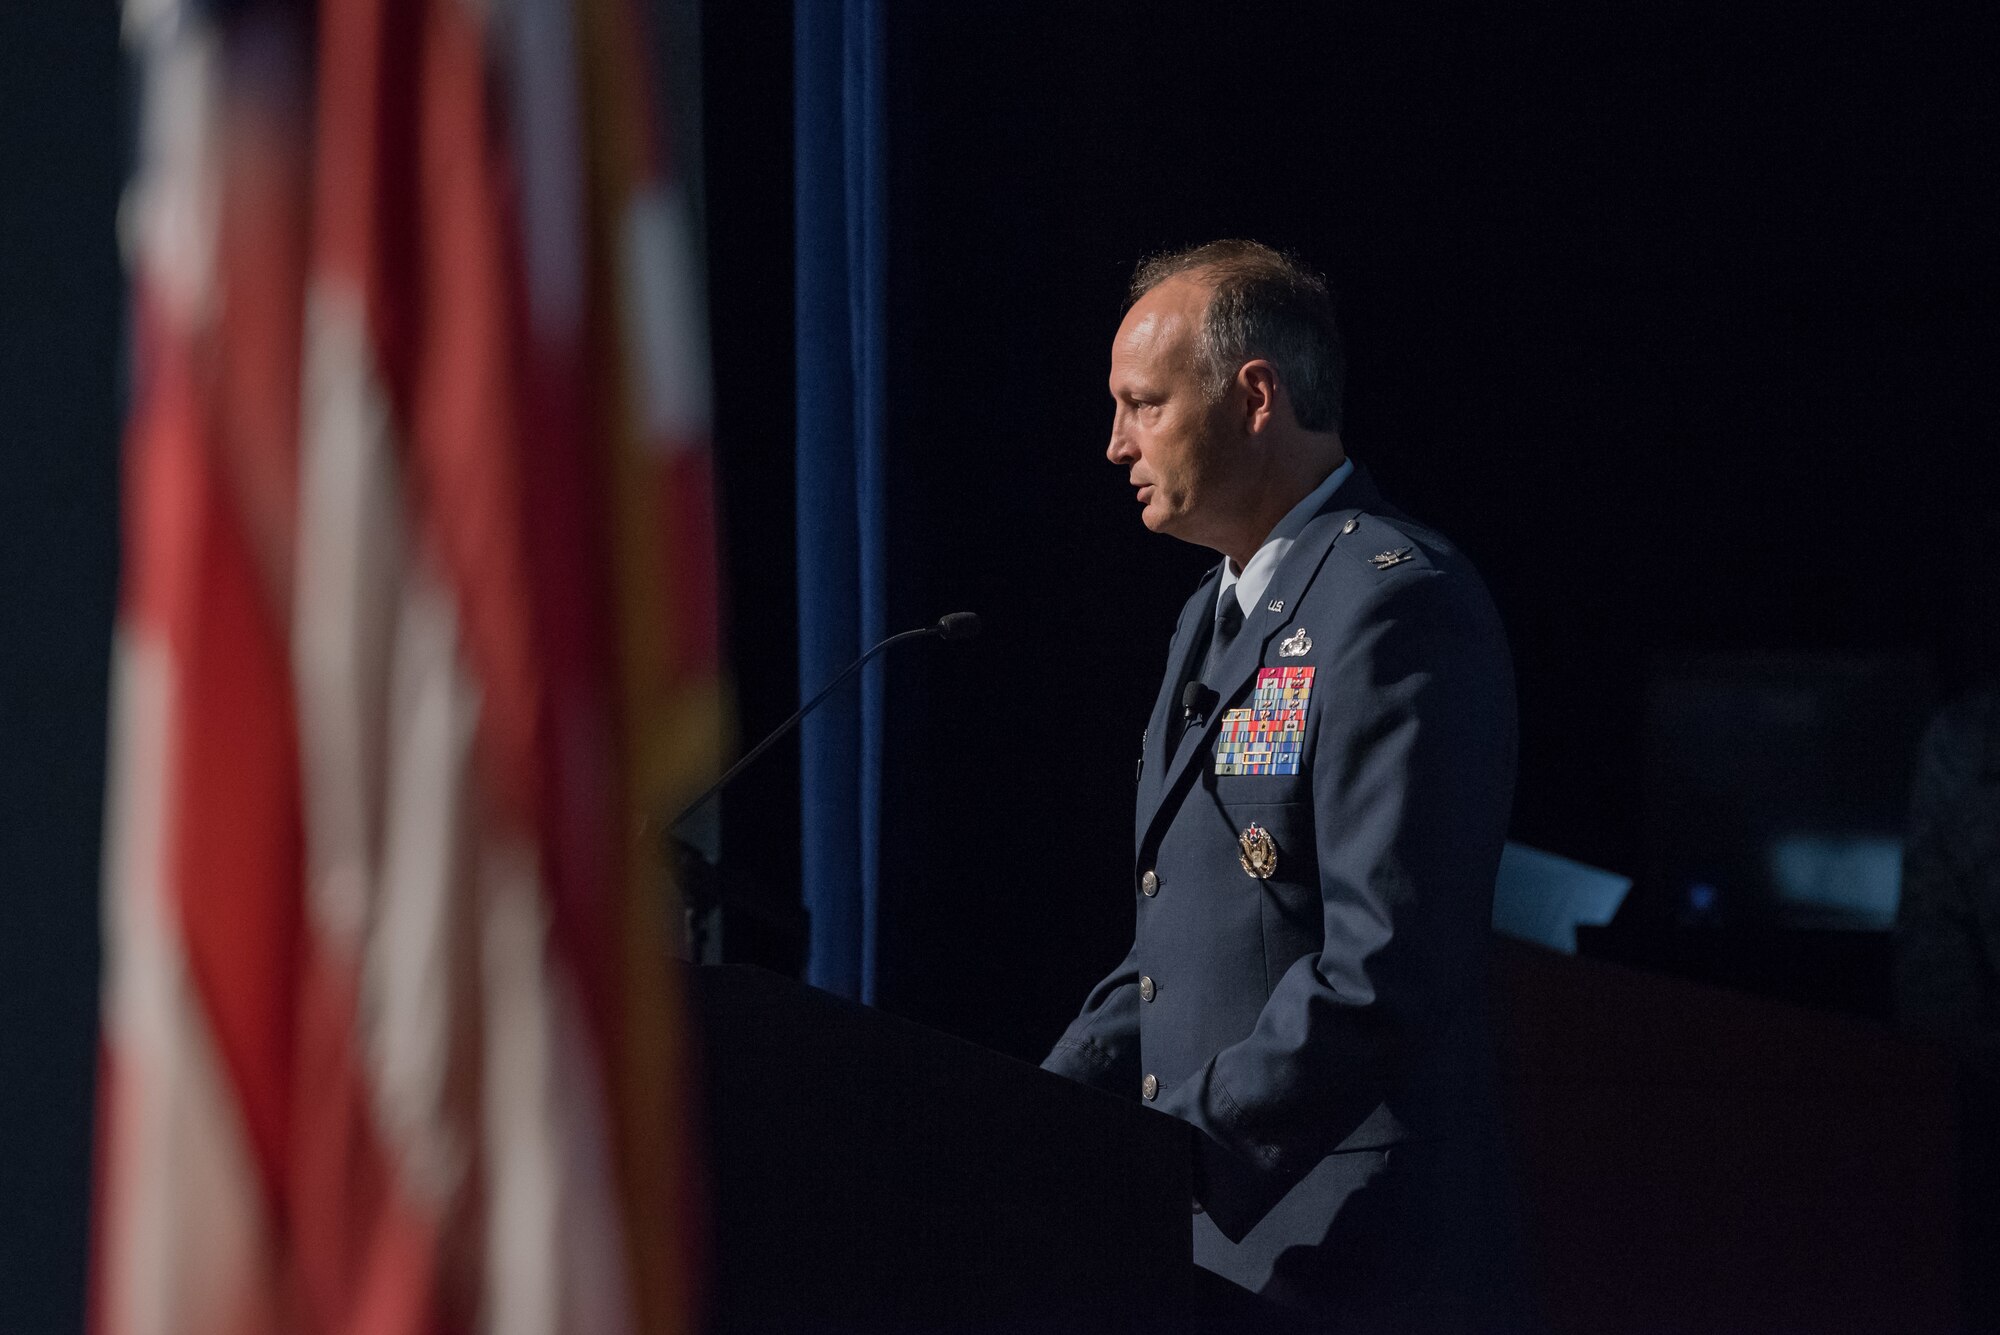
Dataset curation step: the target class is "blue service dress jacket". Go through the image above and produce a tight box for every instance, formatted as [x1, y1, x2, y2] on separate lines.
[1043, 465, 1523, 1327]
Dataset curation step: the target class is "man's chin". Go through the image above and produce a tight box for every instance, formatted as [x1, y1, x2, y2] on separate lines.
[1148, 511, 1224, 554]
[1148, 511, 1208, 548]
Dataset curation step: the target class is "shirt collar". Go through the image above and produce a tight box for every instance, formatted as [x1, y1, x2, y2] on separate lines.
[1216, 458, 1354, 618]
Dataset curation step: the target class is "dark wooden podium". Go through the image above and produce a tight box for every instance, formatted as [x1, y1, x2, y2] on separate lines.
[689, 965, 1193, 1333]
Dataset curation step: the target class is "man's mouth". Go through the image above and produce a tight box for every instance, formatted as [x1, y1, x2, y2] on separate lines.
[1135, 484, 1153, 504]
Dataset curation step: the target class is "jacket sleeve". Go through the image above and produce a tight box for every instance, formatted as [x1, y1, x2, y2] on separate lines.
[1041, 937, 1144, 1096]
[1156, 569, 1516, 1238]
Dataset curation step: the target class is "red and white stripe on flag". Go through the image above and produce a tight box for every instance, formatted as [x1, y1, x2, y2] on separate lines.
[95, 1, 717, 1332]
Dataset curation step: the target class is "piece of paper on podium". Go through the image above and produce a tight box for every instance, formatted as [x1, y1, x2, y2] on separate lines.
[1491, 841, 1631, 953]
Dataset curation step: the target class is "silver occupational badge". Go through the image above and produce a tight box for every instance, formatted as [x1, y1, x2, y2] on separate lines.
[1279, 627, 1311, 657]
[1368, 547, 1413, 570]
[1238, 823, 1278, 879]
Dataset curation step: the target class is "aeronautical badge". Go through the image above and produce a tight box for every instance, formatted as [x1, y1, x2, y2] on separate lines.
[1238, 823, 1278, 879]
[1279, 627, 1311, 657]
[1368, 546, 1413, 571]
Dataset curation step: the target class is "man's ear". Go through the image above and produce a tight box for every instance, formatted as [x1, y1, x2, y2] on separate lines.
[1237, 359, 1280, 435]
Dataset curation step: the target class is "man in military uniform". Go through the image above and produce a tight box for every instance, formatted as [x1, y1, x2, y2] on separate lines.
[1042, 242, 1523, 1332]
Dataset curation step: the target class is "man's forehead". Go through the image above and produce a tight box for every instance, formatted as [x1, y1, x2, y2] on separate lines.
[1114, 307, 1176, 361]
[1113, 279, 1205, 374]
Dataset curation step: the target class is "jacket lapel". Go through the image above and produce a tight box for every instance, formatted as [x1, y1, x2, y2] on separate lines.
[1135, 566, 1222, 831]
[1136, 465, 1386, 852]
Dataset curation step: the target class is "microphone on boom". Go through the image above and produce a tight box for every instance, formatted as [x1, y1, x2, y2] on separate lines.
[668, 612, 982, 836]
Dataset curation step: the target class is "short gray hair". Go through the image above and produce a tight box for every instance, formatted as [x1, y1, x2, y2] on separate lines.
[1128, 240, 1346, 432]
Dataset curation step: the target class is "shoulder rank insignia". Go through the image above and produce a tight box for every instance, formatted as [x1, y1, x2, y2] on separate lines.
[1368, 546, 1413, 570]
[1239, 823, 1278, 879]
[1279, 627, 1311, 657]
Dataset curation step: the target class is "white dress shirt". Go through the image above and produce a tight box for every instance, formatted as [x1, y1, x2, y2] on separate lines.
[1215, 457, 1355, 619]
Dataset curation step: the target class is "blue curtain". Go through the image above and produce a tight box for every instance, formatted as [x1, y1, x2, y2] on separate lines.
[795, 0, 886, 1001]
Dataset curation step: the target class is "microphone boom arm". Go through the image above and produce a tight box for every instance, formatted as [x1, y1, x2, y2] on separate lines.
[667, 623, 941, 837]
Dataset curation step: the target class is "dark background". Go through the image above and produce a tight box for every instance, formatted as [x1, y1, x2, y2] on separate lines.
[2, 4, 125, 1331]
[4, 1, 1996, 1329]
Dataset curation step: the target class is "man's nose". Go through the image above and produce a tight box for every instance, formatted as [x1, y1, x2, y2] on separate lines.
[1106, 419, 1134, 466]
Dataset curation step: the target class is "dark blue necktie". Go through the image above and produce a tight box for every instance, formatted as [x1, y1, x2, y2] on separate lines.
[1206, 592, 1246, 679]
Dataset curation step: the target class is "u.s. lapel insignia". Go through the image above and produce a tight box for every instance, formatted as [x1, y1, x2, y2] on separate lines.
[1279, 626, 1311, 657]
[1238, 823, 1278, 879]
[1368, 546, 1413, 571]
[1266, 599, 1284, 613]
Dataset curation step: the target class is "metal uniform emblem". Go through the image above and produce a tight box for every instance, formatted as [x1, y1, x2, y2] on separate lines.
[1267, 599, 1284, 613]
[1279, 627, 1311, 657]
[1368, 546, 1413, 571]
[1238, 823, 1278, 879]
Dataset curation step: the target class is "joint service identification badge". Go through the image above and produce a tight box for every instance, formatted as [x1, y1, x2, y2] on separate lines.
[1239, 823, 1278, 879]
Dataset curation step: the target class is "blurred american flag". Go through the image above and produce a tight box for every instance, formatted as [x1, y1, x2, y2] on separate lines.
[95, 0, 718, 1331]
